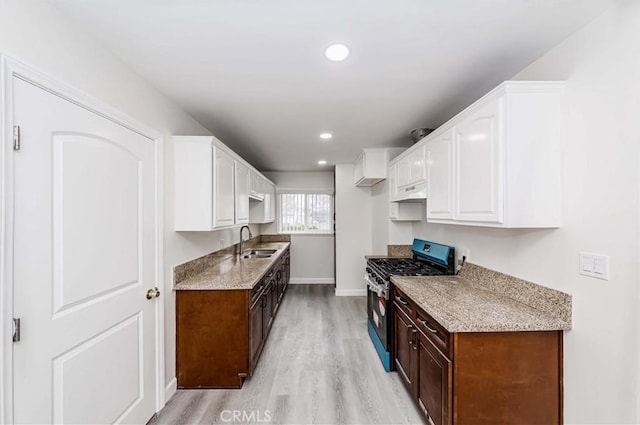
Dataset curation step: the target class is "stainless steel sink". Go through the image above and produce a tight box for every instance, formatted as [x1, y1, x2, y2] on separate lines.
[242, 253, 272, 259]
[249, 249, 277, 255]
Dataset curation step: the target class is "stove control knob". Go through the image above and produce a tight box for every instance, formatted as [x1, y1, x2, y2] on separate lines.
[366, 267, 372, 274]
[376, 278, 383, 285]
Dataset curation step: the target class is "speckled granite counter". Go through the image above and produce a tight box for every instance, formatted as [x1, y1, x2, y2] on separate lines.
[391, 263, 571, 332]
[174, 242, 290, 290]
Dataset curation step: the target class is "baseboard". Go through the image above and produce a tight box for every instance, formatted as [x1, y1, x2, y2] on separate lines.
[289, 278, 335, 284]
[165, 377, 177, 403]
[335, 288, 367, 297]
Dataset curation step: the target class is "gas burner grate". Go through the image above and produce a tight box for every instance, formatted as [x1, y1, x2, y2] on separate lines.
[369, 258, 445, 278]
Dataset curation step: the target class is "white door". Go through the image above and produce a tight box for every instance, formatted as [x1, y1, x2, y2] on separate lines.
[426, 128, 454, 220]
[12, 77, 158, 424]
[234, 161, 249, 224]
[213, 147, 235, 227]
[454, 98, 504, 223]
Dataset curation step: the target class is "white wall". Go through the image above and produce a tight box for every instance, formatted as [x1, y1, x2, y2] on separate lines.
[0, 0, 263, 409]
[412, 2, 640, 423]
[335, 164, 372, 295]
[262, 171, 335, 283]
[371, 179, 414, 254]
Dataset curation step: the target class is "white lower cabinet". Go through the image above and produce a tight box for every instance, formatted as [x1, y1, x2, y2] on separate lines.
[423, 81, 564, 228]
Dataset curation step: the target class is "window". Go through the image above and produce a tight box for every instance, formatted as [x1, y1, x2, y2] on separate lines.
[278, 192, 333, 234]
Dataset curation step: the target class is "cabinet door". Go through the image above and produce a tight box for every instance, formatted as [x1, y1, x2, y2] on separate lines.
[249, 170, 260, 195]
[426, 128, 454, 220]
[249, 301, 263, 372]
[354, 153, 365, 184]
[417, 333, 451, 425]
[266, 183, 276, 222]
[262, 282, 274, 335]
[396, 157, 411, 188]
[409, 145, 427, 185]
[213, 148, 236, 227]
[394, 306, 417, 394]
[388, 164, 398, 202]
[235, 162, 250, 224]
[454, 99, 503, 223]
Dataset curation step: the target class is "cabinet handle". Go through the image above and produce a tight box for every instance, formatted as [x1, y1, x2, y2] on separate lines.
[405, 186, 415, 192]
[407, 325, 414, 346]
[397, 297, 408, 306]
[419, 319, 438, 334]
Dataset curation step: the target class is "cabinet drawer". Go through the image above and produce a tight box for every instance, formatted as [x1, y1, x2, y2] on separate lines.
[393, 287, 415, 319]
[415, 309, 451, 359]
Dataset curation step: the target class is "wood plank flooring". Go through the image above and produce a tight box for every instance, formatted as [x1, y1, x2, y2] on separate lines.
[149, 284, 423, 425]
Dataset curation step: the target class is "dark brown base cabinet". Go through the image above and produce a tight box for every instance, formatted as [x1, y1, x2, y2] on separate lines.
[393, 287, 562, 425]
[177, 248, 290, 389]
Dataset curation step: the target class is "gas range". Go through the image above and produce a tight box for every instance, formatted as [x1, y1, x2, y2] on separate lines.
[366, 239, 455, 372]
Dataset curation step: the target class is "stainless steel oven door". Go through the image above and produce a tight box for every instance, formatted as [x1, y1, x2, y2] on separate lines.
[366, 274, 389, 350]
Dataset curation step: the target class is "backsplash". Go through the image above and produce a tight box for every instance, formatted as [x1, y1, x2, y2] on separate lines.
[459, 263, 572, 326]
[173, 234, 291, 284]
[387, 245, 412, 258]
[260, 234, 291, 242]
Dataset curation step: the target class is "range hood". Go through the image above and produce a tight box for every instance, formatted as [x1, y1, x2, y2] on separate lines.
[249, 191, 265, 202]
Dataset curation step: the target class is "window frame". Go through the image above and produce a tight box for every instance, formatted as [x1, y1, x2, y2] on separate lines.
[277, 191, 334, 235]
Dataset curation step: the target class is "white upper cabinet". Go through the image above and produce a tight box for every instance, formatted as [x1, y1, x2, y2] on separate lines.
[391, 145, 428, 201]
[424, 81, 564, 228]
[425, 126, 454, 220]
[249, 177, 276, 224]
[212, 147, 236, 228]
[174, 135, 275, 231]
[234, 161, 250, 224]
[265, 182, 276, 222]
[388, 163, 399, 202]
[249, 170, 264, 201]
[354, 148, 404, 187]
[454, 97, 503, 223]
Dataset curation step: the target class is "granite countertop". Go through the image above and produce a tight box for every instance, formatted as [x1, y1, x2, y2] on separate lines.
[174, 242, 290, 291]
[391, 263, 572, 333]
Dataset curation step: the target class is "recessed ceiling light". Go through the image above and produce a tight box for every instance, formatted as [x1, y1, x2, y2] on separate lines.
[317, 160, 327, 165]
[325, 43, 349, 62]
[319, 133, 333, 140]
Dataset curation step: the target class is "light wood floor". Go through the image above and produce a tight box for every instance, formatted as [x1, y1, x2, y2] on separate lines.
[149, 284, 423, 425]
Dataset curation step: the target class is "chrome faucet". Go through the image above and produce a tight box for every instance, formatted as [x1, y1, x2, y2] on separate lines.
[239, 225, 253, 257]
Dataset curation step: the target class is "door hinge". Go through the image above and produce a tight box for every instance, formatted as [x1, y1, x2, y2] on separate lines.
[13, 126, 20, 151]
[12, 318, 20, 342]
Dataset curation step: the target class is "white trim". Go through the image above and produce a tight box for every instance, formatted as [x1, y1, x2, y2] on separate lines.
[276, 188, 334, 195]
[335, 288, 367, 297]
[154, 134, 166, 412]
[289, 278, 335, 285]
[0, 53, 166, 424]
[164, 377, 177, 403]
[0, 54, 13, 425]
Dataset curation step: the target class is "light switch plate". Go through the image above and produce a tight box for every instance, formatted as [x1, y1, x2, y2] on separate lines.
[579, 252, 609, 280]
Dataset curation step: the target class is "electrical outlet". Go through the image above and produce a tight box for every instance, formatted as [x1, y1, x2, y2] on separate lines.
[579, 252, 609, 280]
[463, 248, 470, 259]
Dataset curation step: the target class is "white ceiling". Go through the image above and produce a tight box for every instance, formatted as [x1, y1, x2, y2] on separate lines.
[51, 0, 614, 171]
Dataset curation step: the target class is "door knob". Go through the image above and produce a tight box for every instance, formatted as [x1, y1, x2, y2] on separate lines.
[146, 287, 161, 300]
